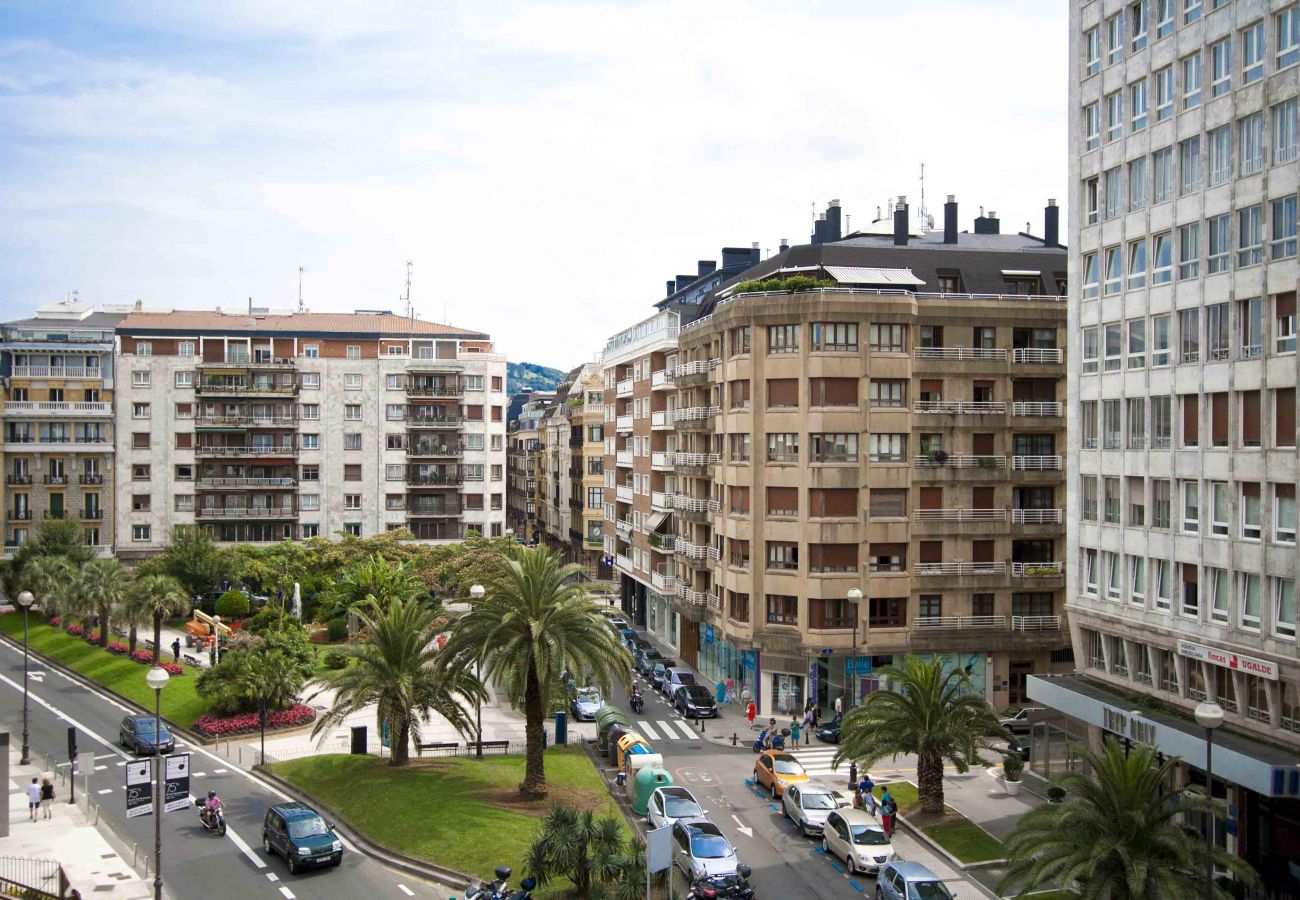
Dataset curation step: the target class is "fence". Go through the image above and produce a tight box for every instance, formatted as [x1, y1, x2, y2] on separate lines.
[0, 855, 71, 899]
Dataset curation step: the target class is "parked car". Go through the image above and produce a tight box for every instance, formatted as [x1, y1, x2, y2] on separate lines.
[999, 706, 1046, 735]
[628, 638, 652, 657]
[618, 629, 637, 648]
[875, 861, 955, 900]
[781, 781, 841, 837]
[662, 668, 697, 700]
[646, 786, 705, 830]
[675, 684, 717, 719]
[650, 660, 677, 689]
[570, 687, 604, 721]
[119, 715, 174, 755]
[608, 617, 630, 631]
[671, 818, 739, 882]
[262, 802, 343, 874]
[1000, 733, 1030, 761]
[821, 808, 895, 875]
[752, 750, 808, 798]
[815, 718, 842, 744]
[635, 648, 663, 676]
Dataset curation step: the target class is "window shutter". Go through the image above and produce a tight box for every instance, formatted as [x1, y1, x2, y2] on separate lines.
[767, 379, 798, 407]
[919, 540, 943, 563]
[973, 486, 996, 508]
[972, 540, 995, 563]
[1211, 393, 1228, 445]
[1278, 291, 1297, 318]
[767, 486, 798, 515]
[1242, 391, 1261, 446]
[1183, 395, 1200, 444]
[972, 433, 995, 455]
[920, 379, 944, 395]
[1276, 388, 1296, 447]
[919, 487, 943, 509]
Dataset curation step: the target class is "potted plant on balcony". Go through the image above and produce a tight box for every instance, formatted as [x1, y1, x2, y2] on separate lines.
[1001, 753, 1025, 796]
[978, 455, 997, 468]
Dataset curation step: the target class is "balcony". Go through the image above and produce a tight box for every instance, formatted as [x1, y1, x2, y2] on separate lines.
[2, 401, 113, 418]
[1011, 615, 1063, 631]
[79, 509, 102, 520]
[199, 356, 296, 369]
[914, 508, 1006, 522]
[616, 485, 633, 503]
[652, 569, 676, 592]
[3, 439, 112, 454]
[406, 414, 465, 429]
[651, 370, 674, 391]
[616, 379, 634, 398]
[651, 491, 674, 512]
[1011, 508, 1064, 524]
[11, 365, 103, 379]
[196, 506, 298, 519]
[406, 474, 464, 487]
[408, 443, 463, 458]
[648, 532, 675, 552]
[616, 554, 634, 574]
[676, 583, 719, 608]
[673, 359, 718, 385]
[407, 504, 464, 517]
[197, 476, 297, 489]
[8, 510, 32, 520]
[1010, 561, 1064, 577]
[1012, 348, 1064, 364]
[673, 495, 719, 521]
[1011, 456, 1063, 471]
[195, 380, 299, 396]
[616, 415, 634, 433]
[651, 451, 674, 471]
[916, 561, 1007, 577]
[915, 400, 1007, 415]
[914, 615, 1008, 630]
[194, 445, 298, 457]
[5, 473, 32, 485]
[407, 384, 465, 398]
[673, 452, 719, 474]
[651, 411, 672, 431]
[616, 450, 633, 468]
[1012, 402, 1064, 417]
[43, 475, 68, 485]
[195, 414, 298, 428]
[913, 347, 1007, 361]
[674, 538, 719, 564]
[616, 518, 633, 538]
[914, 454, 1007, 470]
[674, 406, 718, 425]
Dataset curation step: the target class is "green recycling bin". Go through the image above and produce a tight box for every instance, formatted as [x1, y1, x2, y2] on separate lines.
[631, 765, 674, 816]
[554, 710, 567, 746]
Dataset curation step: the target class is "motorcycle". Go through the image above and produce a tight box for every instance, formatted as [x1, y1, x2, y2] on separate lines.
[194, 799, 226, 836]
[751, 728, 788, 753]
[630, 692, 644, 714]
[686, 865, 754, 899]
[467, 866, 536, 900]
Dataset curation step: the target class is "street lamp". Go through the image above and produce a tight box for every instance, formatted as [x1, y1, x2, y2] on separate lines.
[1194, 699, 1225, 900]
[846, 588, 863, 711]
[16, 591, 34, 765]
[470, 584, 486, 759]
[145, 666, 170, 900]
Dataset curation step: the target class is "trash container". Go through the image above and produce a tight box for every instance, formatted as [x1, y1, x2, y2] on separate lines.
[554, 710, 567, 746]
[350, 725, 367, 755]
[607, 725, 635, 764]
[631, 766, 674, 816]
[596, 710, 629, 754]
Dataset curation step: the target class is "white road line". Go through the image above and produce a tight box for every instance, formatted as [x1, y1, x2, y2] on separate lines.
[656, 720, 677, 739]
[636, 721, 660, 740]
[266, 873, 279, 882]
[225, 823, 267, 870]
[397, 886, 415, 897]
[213, 768, 228, 774]
[279, 887, 296, 899]
[0, 672, 129, 759]
[673, 720, 698, 739]
[94, 765, 108, 771]
[97, 788, 114, 795]
[192, 772, 207, 778]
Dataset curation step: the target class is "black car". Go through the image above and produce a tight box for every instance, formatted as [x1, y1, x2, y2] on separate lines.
[675, 684, 717, 719]
[815, 718, 842, 744]
[263, 802, 343, 874]
[650, 660, 677, 690]
[119, 715, 175, 755]
[635, 648, 663, 676]
[628, 638, 653, 657]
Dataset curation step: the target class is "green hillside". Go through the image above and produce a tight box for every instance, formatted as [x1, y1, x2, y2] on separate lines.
[507, 361, 565, 394]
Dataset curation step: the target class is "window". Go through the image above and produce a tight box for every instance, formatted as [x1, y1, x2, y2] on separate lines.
[132, 432, 150, 450]
[344, 464, 362, 482]
[1103, 247, 1122, 297]
[1128, 157, 1148, 209]
[1276, 387, 1297, 446]
[1154, 559, 1173, 610]
[1105, 91, 1124, 143]
[1085, 176, 1100, 225]
[1279, 5, 1300, 68]
[1276, 484, 1297, 542]
[1179, 137, 1201, 194]
[1182, 480, 1200, 532]
[1152, 232, 1172, 283]
[1207, 214, 1230, 273]
[465, 375, 484, 391]
[1242, 482, 1262, 538]
[1177, 223, 1200, 279]
[869, 380, 905, 408]
[1086, 26, 1100, 72]
[766, 541, 798, 571]
[868, 597, 906, 628]
[344, 523, 361, 537]
[1128, 398, 1147, 448]
[1239, 297, 1262, 358]
[132, 463, 150, 480]
[1103, 326, 1121, 374]
[1123, 243, 1146, 294]
[809, 377, 857, 407]
[1082, 253, 1099, 300]
[1210, 38, 1231, 97]
[766, 378, 798, 408]
[1081, 401, 1098, 448]
[1153, 147, 1174, 203]
[1241, 21, 1265, 83]
[132, 524, 151, 542]
[301, 465, 319, 481]
[1276, 98, 1299, 164]
[346, 345, 361, 360]
[1155, 66, 1174, 120]
[1181, 563, 1200, 617]
[1179, 308, 1200, 363]
[343, 373, 362, 390]
[301, 403, 320, 420]
[729, 433, 750, 462]
[1082, 477, 1098, 521]
[1082, 327, 1099, 374]
[1082, 548, 1099, 595]
[730, 326, 751, 355]
[1152, 479, 1172, 530]
[132, 402, 150, 419]
[1238, 205, 1263, 266]
[1241, 112, 1265, 175]
[132, 371, 150, 387]
[811, 433, 857, 463]
[343, 494, 361, 510]
[1208, 302, 1230, 360]
[869, 543, 906, 573]
[175, 464, 192, 480]
[766, 594, 798, 626]
[1127, 318, 1147, 368]
[1107, 14, 1124, 64]
[1272, 196, 1297, 259]
[1084, 102, 1100, 151]
[386, 403, 404, 421]
[1130, 79, 1148, 131]
[301, 434, 319, 450]
[1206, 567, 1228, 622]
[1210, 481, 1231, 536]
[1182, 52, 1201, 109]
[301, 372, 320, 389]
[1276, 579, 1297, 638]
[727, 591, 750, 623]
[1104, 477, 1122, 524]
[1184, 0, 1201, 24]
[767, 432, 799, 463]
[811, 322, 856, 351]
[1208, 125, 1231, 185]
[1240, 573, 1262, 629]
[344, 403, 361, 420]
[767, 324, 799, 354]
[867, 324, 905, 353]
[344, 433, 362, 451]
[867, 434, 904, 463]
[175, 371, 193, 388]
[1128, 476, 1147, 524]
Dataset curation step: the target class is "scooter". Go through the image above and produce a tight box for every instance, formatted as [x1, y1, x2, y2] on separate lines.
[630, 692, 644, 714]
[194, 799, 226, 836]
[686, 864, 754, 899]
[751, 728, 788, 753]
[468, 866, 534, 900]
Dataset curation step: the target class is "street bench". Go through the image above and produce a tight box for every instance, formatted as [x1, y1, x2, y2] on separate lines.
[183, 654, 202, 667]
[466, 740, 511, 755]
[415, 741, 460, 756]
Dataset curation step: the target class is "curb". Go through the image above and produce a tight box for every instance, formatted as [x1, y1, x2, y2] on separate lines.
[255, 766, 475, 892]
[894, 813, 1005, 900]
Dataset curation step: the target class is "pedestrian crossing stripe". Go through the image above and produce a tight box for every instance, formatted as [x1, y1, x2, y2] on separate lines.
[622, 718, 699, 741]
[637, 721, 660, 740]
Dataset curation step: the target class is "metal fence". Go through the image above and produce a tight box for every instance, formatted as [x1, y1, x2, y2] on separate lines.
[0, 855, 70, 899]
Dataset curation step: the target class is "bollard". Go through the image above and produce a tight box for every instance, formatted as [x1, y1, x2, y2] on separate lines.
[700, 716, 705, 734]
[732, 733, 738, 746]
[848, 761, 858, 791]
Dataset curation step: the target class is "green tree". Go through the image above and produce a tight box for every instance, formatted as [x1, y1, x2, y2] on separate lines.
[138, 526, 229, 601]
[126, 574, 190, 662]
[833, 655, 1005, 814]
[441, 547, 631, 798]
[311, 596, 483, 767]
[77, 558, 130, 647]
[316, 554, 429, 623]
[197, 625, 316, 715]
[999, 738, 1258, 899]
[20, 555, 78, 620]
[523, 805, 626, 897]
[3, 518, 93, 598]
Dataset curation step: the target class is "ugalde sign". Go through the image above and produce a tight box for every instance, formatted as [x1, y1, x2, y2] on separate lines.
[1177, 640, 1278, 680]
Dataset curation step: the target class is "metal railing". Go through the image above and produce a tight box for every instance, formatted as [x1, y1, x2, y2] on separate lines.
[651, 370, 674, 389]
[914, 615, 1008, 630]
[406, 415, 465, 427]
[673, 359, 719, 378]
[676, 583, 719, 607]
[674, 406, 719, 423]
[651, 491, 674, 511]
[915, 400, 1007, 414]
[652, 570, 676, 592]
[674, 538, 720, 562]
[616, 415, 634, 432]
[651, 411, 672, 429]
[674, 495, 720, 513]
[1011, 455, 1063, 470]
[914, 454, 1007, 469]
[1011, 508, 1064, 524]
[0, 855, 71, 899]
[197, 506, 297, 518]
[194, 445, 299, 457]
[615, 451, 633, 467]
[616, 379, 634, 397]
[1011, 561, 1064, 577]
[1012, 347, 1064, 364]
[1010, 615, 1063, 631]
[409, 444, 463, 457]
[916, 561, 1007, 576]
[195, 415, 297, 427]
[651, 451, 674, 469]
[913, 347, 1007, 360]
[616, 554, 634, 573]
[11, 366, 101, 379]
[197, 477, 297, 487]
[915, 508, 1006, 522]
[1012, 401, 1064, 417]
[407, 385, 465, 397]
[616, 485, 633, 502]
[195, 382, 299, 395]
[2, 401, 112, 416]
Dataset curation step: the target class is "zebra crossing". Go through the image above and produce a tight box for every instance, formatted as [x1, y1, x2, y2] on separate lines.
[786, 746, 846, 781]
[625, 717, 705, 741]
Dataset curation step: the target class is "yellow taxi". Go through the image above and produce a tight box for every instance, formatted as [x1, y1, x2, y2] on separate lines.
[752, 750, 808, 798]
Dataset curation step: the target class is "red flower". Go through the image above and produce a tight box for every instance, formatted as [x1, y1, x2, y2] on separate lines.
[106, 642, 130, 655]
[49, 617, 61, 627]
[131, 650, 158, 665]
[84, 631, 102, 643]
[65, 625, 84, 637]
[193, 704, 315, 737]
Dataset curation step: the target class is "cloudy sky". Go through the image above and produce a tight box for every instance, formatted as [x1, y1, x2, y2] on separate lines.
[0, 1, 1066, 370]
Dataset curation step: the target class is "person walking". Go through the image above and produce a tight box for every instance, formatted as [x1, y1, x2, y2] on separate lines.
[746, 701, 756, 730]
[39, 777, 54, 819]
[860, 777, 877, 815]
[802, 706, 815, 743]
[789, 716, 802, 749]
[26, 778, 41, 822]
[171, 638, 181, 664]
[880, 786, 896, 837]
[833, 694, 843, 720]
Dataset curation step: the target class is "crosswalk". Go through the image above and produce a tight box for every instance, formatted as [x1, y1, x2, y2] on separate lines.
[626, 718, 705, 741]
[787, 746, 845, 781]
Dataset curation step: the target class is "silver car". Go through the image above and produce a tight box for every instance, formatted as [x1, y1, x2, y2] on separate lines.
[570, 687, 604, 721]
[781, 781, 841, 837]
[672, 818, 739, 882]
[646, 786, 705, 830]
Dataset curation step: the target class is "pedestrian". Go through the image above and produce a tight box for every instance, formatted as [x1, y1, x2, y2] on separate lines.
[26, 778, 41, 822]
[860, 777, 877, 815]
[746, 701, 756, 730]
[880, 787, 896, 836]
[171, 638, 181, 664]
[834, 694, 843, 720]
[39, 777, 54, 819]
[790, 716, 802, 749]
[803, 705, 815, 738]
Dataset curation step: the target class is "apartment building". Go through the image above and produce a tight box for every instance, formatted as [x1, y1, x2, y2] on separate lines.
[112, 309, 507, 555]
[534, 363, 607, 573]
[1, 301, 126, 554]
[1042, 0, 1300, 875]
[506, 393, 552, 545]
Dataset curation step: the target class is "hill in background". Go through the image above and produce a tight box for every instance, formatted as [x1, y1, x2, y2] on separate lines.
[507, 361, 565, 395]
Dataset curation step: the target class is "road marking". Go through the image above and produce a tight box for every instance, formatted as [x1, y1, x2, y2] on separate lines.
[636, 721, 660, 740]
[94, 765, 107, 771]
[397, 886, 415, 897]
[656, 720, 677, 739]
[192, 772, 207, 778]
[213, 768, 228, 774]
[730, 814, 752, 838]
[266, 873, 278, 882]
[0, 672, 129, 759]
[672, 720, 698, 739]
[224, 820, 268, 869]
[28, 672, 44, 682]
[279, 887, 295, 899]
[97, 788, 113, 795]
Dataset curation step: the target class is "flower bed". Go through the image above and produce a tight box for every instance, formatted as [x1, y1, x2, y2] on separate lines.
[84, 631, 102, 644]
[49, 617, 61, 627]
[194, 704, 315, 738]
[130, 649, 157, 665]
[155, 662, 184, 677]
[65, 624, 84, 637]
[106, 642, 130, 655]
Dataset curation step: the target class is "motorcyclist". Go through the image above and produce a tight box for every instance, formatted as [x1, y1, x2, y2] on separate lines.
[630, 680, 643, 712]
[201, 790, 223, 828]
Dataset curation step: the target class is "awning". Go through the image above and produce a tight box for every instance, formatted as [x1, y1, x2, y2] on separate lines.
[647, 511, 670, 532]
[823, 266, 925, 286]
[1001, 269, 1042, 277]
[1029, 674, 1300, 798]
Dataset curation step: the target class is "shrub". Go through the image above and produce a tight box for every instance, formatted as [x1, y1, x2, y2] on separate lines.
[65, 624, 84, 637]
[322, 649, 349, 670]
[48, 617, 61, 627]
[130, 650, 158, 665]
[326, 617, 348, 642]
[1002, 754, 1025, 781]
[193, 703, 315, 737]
[1047, 785, 1066, 803]
[106, 642, 130, 655]
[215, 590, 251, 620]
[84, 631, 101, 643]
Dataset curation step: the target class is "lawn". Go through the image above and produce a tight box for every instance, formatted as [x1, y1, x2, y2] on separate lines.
[878, 781, 1006, 864]
[0, 614, 207, 728]
[269, 749, 627, 899]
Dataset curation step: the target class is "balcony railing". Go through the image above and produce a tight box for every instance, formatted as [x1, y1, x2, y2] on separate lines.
[196, 506, 298, 518]
[5, 474, 31, 485]
[914, 454, 1007, 469]
[11, 365, 101, 378]
[1012, 455, 1063, 470]
[616, 415, 634, 432]
[199, 356, 296, 369]
[676, 583, 719, 608]
[616, 554, 634, 574]
[915, 400, 1007, 414]
[407, 385, 465, 397]
[674, 538, 719, 562]
[195, 381, 299, 395]
[651, 411, 672, 430]
[1011, 615, 1063, 631]
[194, 445, 299, 457]
[8, 510, 32, 520]
[1012, 348, 1064, 364]
[195, 415, 297, 427]
[914, 347, 1007, 360]
[616, 485, 633, 503]
[197, 476, 297, 488]
[915, 508, 1006, 522]
[1012, 401, 1064, 417]
[674, 406, 719, 423]
[1011, 561, 1064, 577]
[652, 569, 676, 592]
[616, 379, 634, 398]
[673, 359, 719, 378]
[914, 615, 1008, 630]
[406, 474, 464, 487]
[651, 491, 674, 512]
[651, 451, 674, 470]
[651, 370, 674, 390]
[2, 401, 113, 416]
[409, 444, 463, 457]
[406, 415, 465, 428]
[1011, 508, 1064, 524]
[616, 450, 633, 467]
[674, 495, 719, 514]
[673, 452, 719, 468]
[916, 561, 1007, 577]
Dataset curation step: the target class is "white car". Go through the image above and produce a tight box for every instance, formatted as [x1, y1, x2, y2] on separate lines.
[820, 808, 895, 876]
[780, 781, 842, 837]
[646, 786, 705, 830]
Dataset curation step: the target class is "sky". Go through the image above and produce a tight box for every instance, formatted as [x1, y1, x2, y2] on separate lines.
[0, 1, 1067, 371]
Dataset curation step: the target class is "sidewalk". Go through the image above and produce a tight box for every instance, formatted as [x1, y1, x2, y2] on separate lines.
[2, 742, 151, 898]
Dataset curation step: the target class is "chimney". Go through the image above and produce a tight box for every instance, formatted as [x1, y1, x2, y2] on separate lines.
[812, 213, 827, 245]
[666, 280, 676, 298]
[973, 209, 1001, 235]
[675, 275, 694, 292]
[697, 260, 717, 277]
[721, 247, 752, 270]
[825, 200, 842, 242]
[750, 242, 761, 265]
[1044, 199, 1059, 247]
[943, 195, 958, 245]
[778, 237, 789, 253]
[893, 195, 909, 246]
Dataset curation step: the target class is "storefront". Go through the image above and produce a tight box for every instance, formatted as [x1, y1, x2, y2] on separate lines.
[645, 589, 678, 653]
[695, 625, 757, 706]
[619, 573, 647, 627]
[762, 654, 807, 718]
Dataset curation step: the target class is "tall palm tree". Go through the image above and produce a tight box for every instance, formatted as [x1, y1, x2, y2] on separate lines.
[77, 558, 130, 647]
[311, 596, 483, 767]
[21, 555, 77, 620]
[999, 738, 1258, 899]
[833, 654, 1005, 814]
[441, 547, 631, 798]
[127, 574, 190, 662]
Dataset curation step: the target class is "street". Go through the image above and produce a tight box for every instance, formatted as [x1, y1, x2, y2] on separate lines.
[0, 637, 446, 900]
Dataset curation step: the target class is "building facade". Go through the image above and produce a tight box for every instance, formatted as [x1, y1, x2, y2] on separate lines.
[533, 363, 606, 574]
[507, 393, 552, 545]
[1043, 0, 1300, 882]
[112, 309, 508, 554]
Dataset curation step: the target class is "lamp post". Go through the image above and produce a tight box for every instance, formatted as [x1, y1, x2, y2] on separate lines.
[846, 588, 863, 711]
[470, 584, 485, 758]
[145, 666, 170, 900]
[1194, 699, 1225, 900]
[16, 591, 34, 765]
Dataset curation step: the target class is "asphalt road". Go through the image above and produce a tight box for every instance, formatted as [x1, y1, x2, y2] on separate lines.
[0, 637, 445, 900]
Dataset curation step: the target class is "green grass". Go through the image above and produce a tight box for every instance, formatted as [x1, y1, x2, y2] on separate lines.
[878, 780, 919, 813]
[920, 818, 1006, 864]
[269, 748, 627, 899]
[0, 614, 207, 728]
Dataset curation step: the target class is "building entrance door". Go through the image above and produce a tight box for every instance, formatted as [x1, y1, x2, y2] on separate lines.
[1008, 661, 1033, 705]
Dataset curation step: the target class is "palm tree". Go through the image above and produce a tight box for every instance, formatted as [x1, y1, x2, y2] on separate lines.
[441, 547, 631, 798]
[127, 574, 190, 662]
[21, 555, 77, 620]
[77, 558, 130, 647]
[999, 738, 1258, 899]
[311, 596, 483, 767]
[319, 554, 429, 622]
[833, 655, 1005, 814]
[524, 805, 626, 896]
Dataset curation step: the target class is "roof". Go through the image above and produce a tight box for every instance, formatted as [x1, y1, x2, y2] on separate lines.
[115, 310, 487, 339]
[886, 861, 942, 879]
[822, 266, 925, 287]
[270, 801, 319, 819]
[4, 311, 128, 330]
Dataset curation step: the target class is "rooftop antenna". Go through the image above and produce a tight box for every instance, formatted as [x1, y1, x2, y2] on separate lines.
[918, 162, 927, 230]
[403, 260, 413, 320]
[297, 266, 306, 313]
